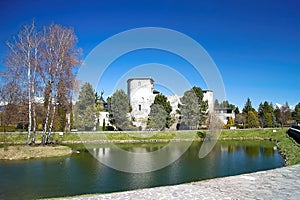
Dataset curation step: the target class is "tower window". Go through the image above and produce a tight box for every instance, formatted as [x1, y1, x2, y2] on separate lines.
[138, 81, 141, 86]
[138, 105, 141, 111]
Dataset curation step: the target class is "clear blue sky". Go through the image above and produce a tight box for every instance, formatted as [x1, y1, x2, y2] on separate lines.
[0, 0, 300, 109]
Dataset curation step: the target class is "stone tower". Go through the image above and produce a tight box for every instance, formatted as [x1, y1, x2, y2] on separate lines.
[127, 78, 215, 130]
[127, 78, 156, 128]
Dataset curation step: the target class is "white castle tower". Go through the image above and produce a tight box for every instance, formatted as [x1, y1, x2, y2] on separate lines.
[127, 78, 157, 129]
[127, 77, 214, 130]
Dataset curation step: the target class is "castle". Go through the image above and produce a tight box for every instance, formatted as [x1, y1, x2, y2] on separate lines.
[127, 78, 214, 130]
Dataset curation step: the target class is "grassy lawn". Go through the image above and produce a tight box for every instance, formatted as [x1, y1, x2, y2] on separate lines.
[0, 128, 299, 165]
[0, 145, 72, 160]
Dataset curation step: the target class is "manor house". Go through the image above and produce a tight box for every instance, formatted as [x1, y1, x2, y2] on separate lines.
[127, 78, 214, 130]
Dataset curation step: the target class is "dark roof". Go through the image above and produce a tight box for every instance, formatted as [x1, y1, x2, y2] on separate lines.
[127, 78, 154, 83]
[215, 107, 233, 110]
[153, 90, 160, 94]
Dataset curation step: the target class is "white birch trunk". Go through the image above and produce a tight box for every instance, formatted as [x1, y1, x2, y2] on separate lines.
[42, 93, 52, 144]
[26, 50, 32, 145]
[47, 94, 57, 143]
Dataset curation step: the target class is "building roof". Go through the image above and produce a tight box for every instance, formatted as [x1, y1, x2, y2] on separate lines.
[127, 77, 154, 83]
[153, 89, 160, 94]
[215, 107, 234, 111]
[203, 89, 213, 93]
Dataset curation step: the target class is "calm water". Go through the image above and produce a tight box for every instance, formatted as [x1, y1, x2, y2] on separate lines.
[0, 141, 284, 199]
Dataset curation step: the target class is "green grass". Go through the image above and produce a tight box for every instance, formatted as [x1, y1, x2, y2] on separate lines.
[0, 145, 72, 160]
[1, 128, 300, 165]
[218, 128, 300, 165]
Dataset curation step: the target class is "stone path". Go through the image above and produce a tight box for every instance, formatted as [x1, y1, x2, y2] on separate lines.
[62, 165, 300, 200]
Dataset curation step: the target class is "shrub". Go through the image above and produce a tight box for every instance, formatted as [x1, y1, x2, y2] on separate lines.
[197, 131, 206, 139]
[0, 125, 16, 132]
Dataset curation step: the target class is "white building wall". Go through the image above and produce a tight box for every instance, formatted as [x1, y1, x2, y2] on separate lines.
[127, 78, 214, 130]
[166, 95, 181, 115]
[203, 90, 214, 113]
[99, 111, 110, 126]
[215, 109, 235, 125]
[127, 78, 156, 129]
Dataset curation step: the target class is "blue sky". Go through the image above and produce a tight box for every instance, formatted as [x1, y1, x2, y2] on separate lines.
[0, 0, 300, 109]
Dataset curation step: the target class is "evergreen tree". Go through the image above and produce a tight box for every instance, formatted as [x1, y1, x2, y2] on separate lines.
[74, 82, 96, 130]
[148, 104, 167, 130]
[242, 98, 255, 114]
[110, 89, 130, 130]
[274, 106, 281, 126]
[294, 102, 300, 124]
[258, 101, 274, 128]
[76, 83, 95, 116]
[234, 107, 240, 114]
[264, 112, 274, 127]
[242, 98, 259, 128]
[214, 99, 220, 108]
[153, 94, 172, 114]
[82, 105, 95, 131]
[246, 110, 260, 128]
[150, 93, 173, 128]
[192, 86, 208, 126]
[179, 89, 200, 130]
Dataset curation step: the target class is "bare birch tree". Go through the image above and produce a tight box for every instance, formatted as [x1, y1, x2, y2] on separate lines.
[2, 21, 80, 145]
[40, 24, 80, 144]
[5, 20, 41, 144]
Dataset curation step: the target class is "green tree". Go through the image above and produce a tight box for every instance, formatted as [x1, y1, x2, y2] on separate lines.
[179, 89, 200, 130]
[242, 98, 259, 128]
[76, 83, 95, 116]
[192, 86, 208, 126]
[153, 94, 172, 114]
[258, 101, 274, 128]
[242, 98, 255, 114]
[148, 104, 167, 130]
[234, 107, 240, 114]
[82, 105, 95, 131]
[264, 113, 274, 127]
[246, 110, 260, 128]
[74, 82, 96, 130]
[110, 89, 130, 130]
[294, 102, 300, 124]
[150, 93, 173, 128]
[274, 106, 281, 127]
[226, 116, 234, 127]
[214, 99, 220, 108]
[219, 100, 236, 109]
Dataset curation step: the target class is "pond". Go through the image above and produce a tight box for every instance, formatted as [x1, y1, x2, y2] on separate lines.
[0, 141, 284, 199]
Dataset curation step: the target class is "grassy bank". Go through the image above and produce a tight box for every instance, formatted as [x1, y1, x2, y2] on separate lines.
[219, 128, 300, 165]
[0, 145, 72, 160]
[1, 128, 299, 165]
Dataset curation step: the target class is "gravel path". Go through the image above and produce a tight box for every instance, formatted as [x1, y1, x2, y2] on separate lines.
[60, 164, 300, 200]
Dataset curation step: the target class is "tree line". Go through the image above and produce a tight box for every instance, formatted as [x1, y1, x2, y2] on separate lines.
[74, 83, 209, 131]
[0, 21, 81, 144]
[1, 21, 299, 142]
[216, 98, 300, 129]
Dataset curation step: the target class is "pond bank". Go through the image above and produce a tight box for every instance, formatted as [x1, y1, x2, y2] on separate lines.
[1, 128, 299, 165]
[0, 145, 72, 160]
[59, 164, 300, 200]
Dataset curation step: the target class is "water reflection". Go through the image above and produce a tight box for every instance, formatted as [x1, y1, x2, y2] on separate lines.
[219, 142, 275, 158]
[0, 141, 284, 199]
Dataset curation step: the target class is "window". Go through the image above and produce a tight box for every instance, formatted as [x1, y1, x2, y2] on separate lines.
[138, 105, 141, 111]
[138, 81, 141, 86]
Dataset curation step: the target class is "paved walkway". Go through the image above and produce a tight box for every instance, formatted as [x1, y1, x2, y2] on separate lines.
[63, 165, 300, 200]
